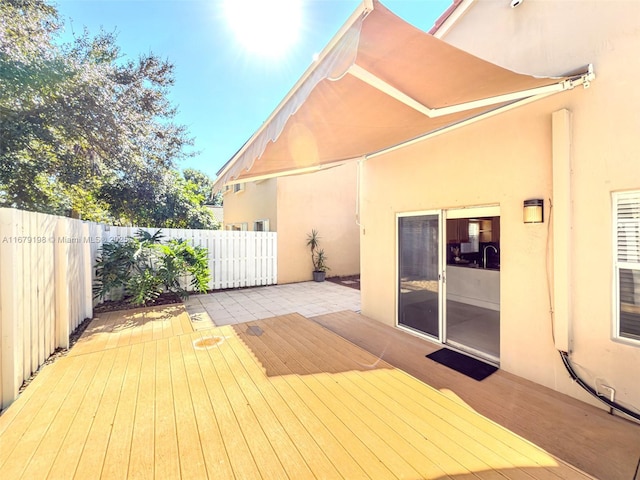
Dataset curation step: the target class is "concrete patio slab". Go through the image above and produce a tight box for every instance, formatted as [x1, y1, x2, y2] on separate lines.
[184, 281, 361, 328]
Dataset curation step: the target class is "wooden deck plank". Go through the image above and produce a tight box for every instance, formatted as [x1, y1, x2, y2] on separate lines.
[257, 314, 594, 480]
[362, 372, 553, 479]
[24, 350, 111, 480]
[178, 310, 194, 335]
[239, 320, 460, 480]
[376, 369, 582, 480]
[191, 332, 263, 480]
[1, 308, 606, 480]
[0, 354, 95, 471]
[100, 343, 145, 479]
[103, 316, 125, 351]
[313, 310, 633, 480]
[223, 327, 345, 479]
[127, 341, 157, 480]
[298, 313, 588, 480]
[139, 315, 156, 344]
[126, 314, 146, 346]
[114, 315, 137, 348]
[41, 349, 116, 480]
[0, 356, 64, 437]
[69, 314, 113, 356]
[202, 330, 290, 480]
[214, 329, 316, 479]
[177, 334, 235, 479]
[153, 339, 181, 479]
[168, 336, 209, 480]
[262, 318, 475, 479]
[284, 314, 556, 479]
[264, 317, 448, 479]
[241, 316, 404, 479]
[259, 316, 485, 480]
[72, 346, 132, 479]
[3, 353, 104, 479]
[228, 326, 371, 479]
[70, 305, 194, 357]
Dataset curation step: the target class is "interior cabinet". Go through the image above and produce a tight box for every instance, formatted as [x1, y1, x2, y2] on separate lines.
[446, 218, 469, 243]
[492, 216, 500, 242]
[479, 217, 500, 243]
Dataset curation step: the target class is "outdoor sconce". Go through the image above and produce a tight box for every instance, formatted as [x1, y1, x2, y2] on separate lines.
[523, 199, 544, 223]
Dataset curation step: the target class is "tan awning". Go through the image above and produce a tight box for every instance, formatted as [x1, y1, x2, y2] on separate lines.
[214, 0, 593, 189]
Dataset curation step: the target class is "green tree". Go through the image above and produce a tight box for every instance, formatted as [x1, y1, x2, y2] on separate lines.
[183, 168, 214, 203]
[98, 168, 219, 229]
[0, 0, 204, 226]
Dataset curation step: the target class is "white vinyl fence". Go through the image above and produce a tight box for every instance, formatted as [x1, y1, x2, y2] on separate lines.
[0, 208, 277, 408]
[100, 226, 277, 291]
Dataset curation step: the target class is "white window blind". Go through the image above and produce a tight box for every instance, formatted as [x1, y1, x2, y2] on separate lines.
[614, 191, 640, 342]
[226, 223, 248, 231]
[254, 219, 269, 232]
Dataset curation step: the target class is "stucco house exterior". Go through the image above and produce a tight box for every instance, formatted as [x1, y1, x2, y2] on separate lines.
[213, 0, 640, 419]
[205, 205, 223, 224]
[221, 163, 360, 284]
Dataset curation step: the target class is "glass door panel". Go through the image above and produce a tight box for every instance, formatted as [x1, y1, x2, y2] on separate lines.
[398, 214, 441, 339]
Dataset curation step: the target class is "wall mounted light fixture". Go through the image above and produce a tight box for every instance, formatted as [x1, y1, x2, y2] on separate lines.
[523, 199, 544, 223]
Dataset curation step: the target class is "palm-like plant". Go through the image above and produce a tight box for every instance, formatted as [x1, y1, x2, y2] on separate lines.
[306, 229, 330, 273]
[94, 229, 211, 306]
[306, 229, 320, 271]
[314, 248, 329, 273]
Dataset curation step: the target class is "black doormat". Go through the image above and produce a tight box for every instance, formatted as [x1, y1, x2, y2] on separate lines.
[426, 348, 498, 381]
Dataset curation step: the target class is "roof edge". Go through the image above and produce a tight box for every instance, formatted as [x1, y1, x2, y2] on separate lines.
[428, 0, 475, 38]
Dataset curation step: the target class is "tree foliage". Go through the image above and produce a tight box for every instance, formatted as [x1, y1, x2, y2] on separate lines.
[0, 0, 218, 228]
[100, 168, 219, 228]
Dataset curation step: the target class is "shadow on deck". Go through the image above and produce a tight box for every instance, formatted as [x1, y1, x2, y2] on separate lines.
[0, 305, 630, 479]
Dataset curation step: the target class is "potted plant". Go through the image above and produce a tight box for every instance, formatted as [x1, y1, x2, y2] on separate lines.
[306, 229, 330, 282]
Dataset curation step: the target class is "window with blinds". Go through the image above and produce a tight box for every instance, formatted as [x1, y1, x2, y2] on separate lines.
[226, 223, 247, 231]
[614, 191, 640, 342]
[254, 219, 269, 232]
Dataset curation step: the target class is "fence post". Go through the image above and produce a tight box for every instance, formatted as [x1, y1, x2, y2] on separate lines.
[0, 209, 21, 408]
[82, 223, 93, 321]
[54, 219, 70, 350]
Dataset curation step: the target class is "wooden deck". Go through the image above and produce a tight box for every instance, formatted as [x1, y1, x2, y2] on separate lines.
[313, 310, 640, 480]
[0, 305, 601, 479]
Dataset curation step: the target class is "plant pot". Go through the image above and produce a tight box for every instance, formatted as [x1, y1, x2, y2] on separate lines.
[313, 271, 326, 282]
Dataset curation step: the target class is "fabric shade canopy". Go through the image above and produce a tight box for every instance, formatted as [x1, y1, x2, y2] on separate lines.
[214, 0, 593, 189]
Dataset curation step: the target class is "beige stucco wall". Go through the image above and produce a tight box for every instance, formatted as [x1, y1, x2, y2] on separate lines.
[362, 0, 640, 409]
[277, 162, 360, 283]
[222, 178, 277, 231]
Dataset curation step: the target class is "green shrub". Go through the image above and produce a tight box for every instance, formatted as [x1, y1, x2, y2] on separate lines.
[93, 229, 210, 306]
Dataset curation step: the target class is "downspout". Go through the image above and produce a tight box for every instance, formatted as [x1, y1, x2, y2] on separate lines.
[551, 110, 640, 424]
[356, 157, 364, 227]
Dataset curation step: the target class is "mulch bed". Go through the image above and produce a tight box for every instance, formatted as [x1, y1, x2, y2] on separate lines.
[93, 292, 183, 313]
[327, 275, 361, 291]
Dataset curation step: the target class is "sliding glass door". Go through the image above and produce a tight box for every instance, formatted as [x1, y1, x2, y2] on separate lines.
[397, 213, 442, 339]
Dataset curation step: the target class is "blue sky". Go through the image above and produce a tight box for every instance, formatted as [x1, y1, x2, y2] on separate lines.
[54, 0, 452, 179]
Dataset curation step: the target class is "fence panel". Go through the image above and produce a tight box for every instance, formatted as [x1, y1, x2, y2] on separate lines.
[1, 211, 277, 408]
[98, 226, 277, 291]
[1, 209, 99, 408]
